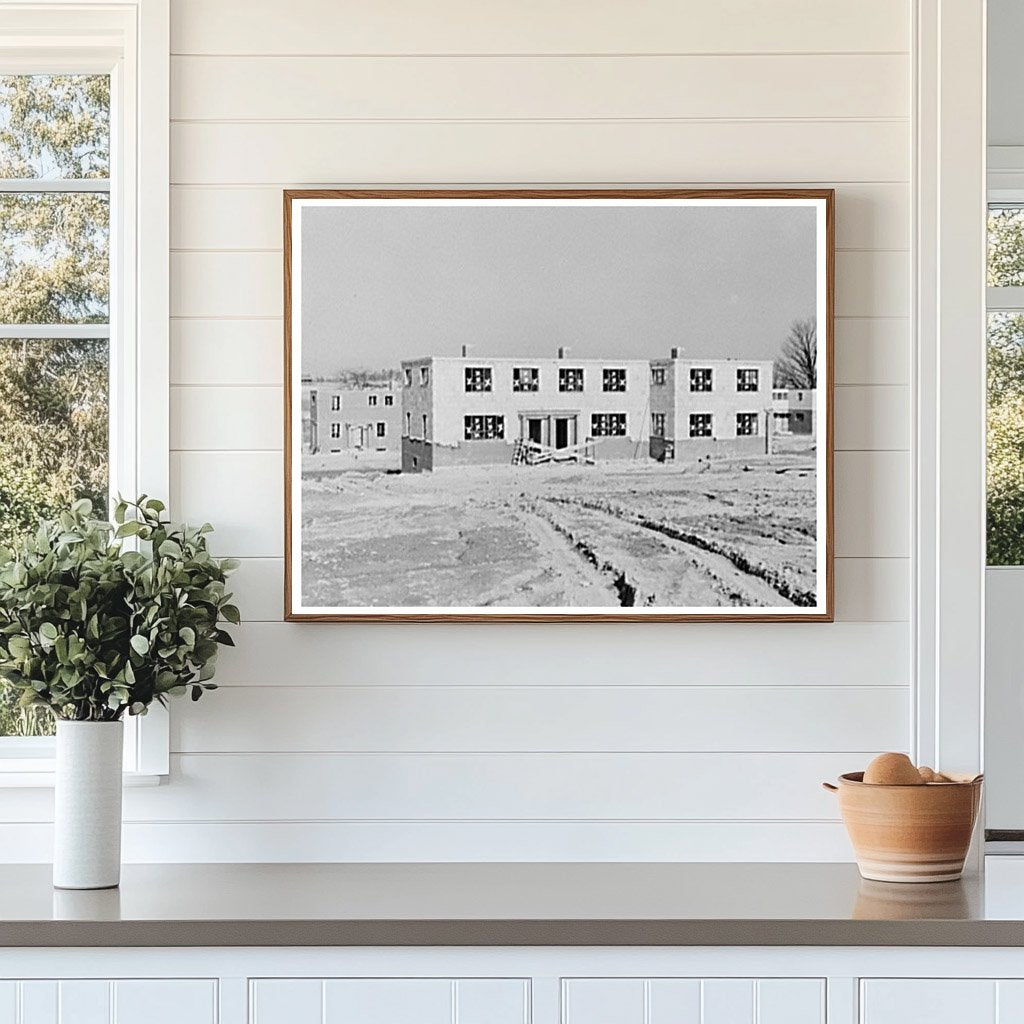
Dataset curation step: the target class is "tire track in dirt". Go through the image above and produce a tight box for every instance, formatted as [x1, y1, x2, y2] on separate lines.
[548, 496, 816, 607]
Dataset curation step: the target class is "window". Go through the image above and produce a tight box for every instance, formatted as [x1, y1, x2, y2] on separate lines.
[690, 368, 713, 392]
[689, 413, 713, 438]
[737, 368, 760, 392]
[464, 415, 504, 440]
[465, 366, 492, 392]
[651, 366, 666, 386]
[559, 367, 584, 392]
[384, 395, 394, 406]
[330, 423, 341, 439]
[419, 366, 430, 386]
[331, 395, 341, 411]
[0, 5, 170, 773]
[376, 422, 386, 438]
[591, 413, 626, 437]
[368, 394, 377, 406]
[405, 411, 412, 436]
[422, 414, 428, 438]
[987, 205, 1024, 565]
[736, 412, 759, 436]
[513, 366, 539, 392]
[603, 368, 626, 392]
[651, 412, 666, 438]
[404, 368, 412, 387]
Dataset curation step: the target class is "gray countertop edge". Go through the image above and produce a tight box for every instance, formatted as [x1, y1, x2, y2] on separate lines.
[2, 919, 1022, 948]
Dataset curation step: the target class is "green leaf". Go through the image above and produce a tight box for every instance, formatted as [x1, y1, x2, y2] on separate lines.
[158, 539, 182, 559]
[130, 634, 150, 656]
[220, 604, 240, 625]
[39, 622, 58, 641]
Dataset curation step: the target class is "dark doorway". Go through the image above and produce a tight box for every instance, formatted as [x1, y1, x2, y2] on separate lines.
[527, 418, 543, 444]
[555, 417, 570, 449]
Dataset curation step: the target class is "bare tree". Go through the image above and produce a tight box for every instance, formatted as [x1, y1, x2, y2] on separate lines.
[774, 318, 817, 389]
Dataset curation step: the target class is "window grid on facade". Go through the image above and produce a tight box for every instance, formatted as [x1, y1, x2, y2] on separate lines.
[405, 411, 411, 435]
[376, 422, 386, 437]
[689, 413, 713, 438]
[464, 414, 504, 441]
[512, 366, 539, 392]
[591, 413, 627, 437]
[736, 412, 759, 436]
[420, 366, 430, 386]
[368, 394, 377, 406]
[737, 368, 759, 392]
[330, 423, 341, 439]
[404, 368, 412, 387]
[465, 366, 492, 392]
[384, 394, 394, 406]
[651, 412, 666, 438]
[331, 395, 341, 411]
[559, 367, 584, 392]
[603, 368, 626, 392]
[421, 414, 428, 438]
[690, 367, 713, 392]
[651, 366, 666, 386]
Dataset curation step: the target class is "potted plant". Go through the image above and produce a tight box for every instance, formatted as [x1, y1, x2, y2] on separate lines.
[0, 497, 239, 889]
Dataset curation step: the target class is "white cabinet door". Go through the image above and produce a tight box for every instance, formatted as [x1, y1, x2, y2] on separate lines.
[562, 978, 825, 1024]
[861, 980, 1024, 1024]
[0, 980, 216, 1024]
[249, 978, 529, 1024]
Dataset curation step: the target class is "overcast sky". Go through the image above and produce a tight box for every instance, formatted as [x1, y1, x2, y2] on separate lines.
[300, 203, 817, 374]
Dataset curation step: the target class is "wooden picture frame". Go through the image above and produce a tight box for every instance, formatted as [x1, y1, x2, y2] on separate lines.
[284, 189, 834, 622]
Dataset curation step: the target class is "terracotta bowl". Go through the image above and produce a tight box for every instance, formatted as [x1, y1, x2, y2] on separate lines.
[823, 772, 983, 883]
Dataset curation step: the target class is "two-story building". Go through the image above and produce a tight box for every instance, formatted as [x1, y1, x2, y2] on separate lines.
[400, 350, 651, 471]
[772, 387, 816, 436]
[301, 378, 401, 457]
[648, 349, 775, 461]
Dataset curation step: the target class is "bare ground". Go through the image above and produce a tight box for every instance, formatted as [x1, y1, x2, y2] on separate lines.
[300, 446, 818, 609]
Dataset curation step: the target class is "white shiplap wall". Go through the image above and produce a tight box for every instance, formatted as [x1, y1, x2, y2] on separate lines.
[1, 0, 915, 861]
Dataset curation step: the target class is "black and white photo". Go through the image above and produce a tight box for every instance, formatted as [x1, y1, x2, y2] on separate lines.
[285, 190, 833, 621]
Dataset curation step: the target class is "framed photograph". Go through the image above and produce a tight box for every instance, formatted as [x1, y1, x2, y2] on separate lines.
[284, 189, 834, 622]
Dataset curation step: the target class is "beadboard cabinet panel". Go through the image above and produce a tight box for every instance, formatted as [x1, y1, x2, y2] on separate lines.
[0, 981, 217, 1024]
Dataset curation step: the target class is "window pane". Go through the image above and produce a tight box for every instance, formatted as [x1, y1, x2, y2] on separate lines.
[0, 192, 109, 323]
[988, 206, 1024, 287]
[0, 338, 108, 738]
[0, 75, 109, 179]
[987, 312, 1024, 565]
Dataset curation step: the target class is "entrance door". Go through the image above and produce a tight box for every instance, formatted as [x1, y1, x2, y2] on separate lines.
[554, 417, 569, 449]
[527, 418, 543, 444]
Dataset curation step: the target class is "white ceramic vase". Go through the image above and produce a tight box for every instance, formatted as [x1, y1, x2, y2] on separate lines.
[53, 720, 124, 890]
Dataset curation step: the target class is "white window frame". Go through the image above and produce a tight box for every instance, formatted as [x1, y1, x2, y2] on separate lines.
[0, 0, 170, 785]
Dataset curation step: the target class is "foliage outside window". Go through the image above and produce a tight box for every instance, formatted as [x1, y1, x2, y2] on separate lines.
[987, 207, 1024, 565]
[0, 75, 111, 737]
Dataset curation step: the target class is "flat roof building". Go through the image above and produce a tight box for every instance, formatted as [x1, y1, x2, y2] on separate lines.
[648, 350, 775, 462]
[301, 379, 401, 458]
[400, 351, 651, 472]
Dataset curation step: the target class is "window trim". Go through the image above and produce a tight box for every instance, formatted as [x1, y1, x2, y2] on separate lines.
[0, 0, 170, 781]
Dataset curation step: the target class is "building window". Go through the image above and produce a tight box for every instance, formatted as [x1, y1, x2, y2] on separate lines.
[422, 414, 428, 438]
[331, 395, 341, 411]
[513, 366, 539, 392]
[603, 368, 626, 392]
[330, 423, 341, 439]
[736, 412, 759, 436]
[404, 368, 412, 387]
[591, 413, 627, 437]
[690, 368, 713, 392]
[465, 366, 492, 392]
[737, 368, 760, 392]
[464, 415, 504, 440]
[384, 394, 394, 406]
[420, 366, 430, 386]
[651, 366, 666, 386]
[651, 412, 666, 438]
[405, 411, 412, 435]
[559, 367, 584, 392]
[689, 413, 713, 438]
[376, 421, 386, 438]
[368, 394, 378, 406]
